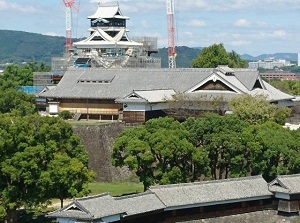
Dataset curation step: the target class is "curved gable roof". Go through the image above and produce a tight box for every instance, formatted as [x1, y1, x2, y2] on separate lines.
[88, 5, 129, 20]
[47, 193, 125, 220]
[269, 174, 300, 194]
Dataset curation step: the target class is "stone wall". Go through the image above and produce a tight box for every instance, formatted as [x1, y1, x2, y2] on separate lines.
[72, 123, 133, 182]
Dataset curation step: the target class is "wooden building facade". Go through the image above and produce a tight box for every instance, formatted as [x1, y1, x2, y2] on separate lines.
[39, 66, 295, 124]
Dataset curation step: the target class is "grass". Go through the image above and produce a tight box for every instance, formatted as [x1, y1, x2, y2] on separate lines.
[88, 182, 144, 196]
[9, 182, 144, 223]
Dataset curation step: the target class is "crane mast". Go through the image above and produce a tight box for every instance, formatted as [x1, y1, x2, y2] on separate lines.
[62, 0, 77, 53]
[166, 0, 176, 68]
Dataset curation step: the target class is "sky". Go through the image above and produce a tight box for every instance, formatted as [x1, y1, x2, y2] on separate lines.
[0, 0, 300, 56]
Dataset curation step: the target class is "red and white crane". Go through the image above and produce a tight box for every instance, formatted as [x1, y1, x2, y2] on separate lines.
[62, 0, 79, 53]
[166, 0, 176, 68]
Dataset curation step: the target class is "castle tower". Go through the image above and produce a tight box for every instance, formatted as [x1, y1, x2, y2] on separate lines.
[72, 3, 160, 68]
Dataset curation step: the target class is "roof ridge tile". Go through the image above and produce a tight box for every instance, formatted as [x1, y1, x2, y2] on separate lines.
[150, 175, 263, 189]
[76, 192, 111, 201]
[114, 191, 154, 200]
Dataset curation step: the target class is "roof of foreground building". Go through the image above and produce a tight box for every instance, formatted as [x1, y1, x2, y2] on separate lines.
[39, 66, 294, 103]
[268, 174, 300, 195]
[47, 175, 274, 222]
[149, 175, 273, 210]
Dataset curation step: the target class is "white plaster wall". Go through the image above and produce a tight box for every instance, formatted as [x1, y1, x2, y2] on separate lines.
[124, 104, 146, 111]
[151, 103, 170, 110]
[275, 192, 290, 200]
[57, 218, 76, 223]
[49, 103, 59, 114]
[124, 103, 170, 111]
[277, 100, 294, 107]
[102, 215, 121, 222]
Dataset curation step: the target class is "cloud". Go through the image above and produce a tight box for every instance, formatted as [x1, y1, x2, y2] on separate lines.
[0, 0, 40, 13]
[178, 0, 300, 12]
[250, 30, 287, 40]
[273, 30, 286, 38]
[234, 19, 250, 27]
[141, 20, 149, 29]
[43, 32, 59, 36]
[256, 21, 268, 27]
[187, 20, 206, 27]
[183, 32, 194, 37]
[227, 40, 252, 46]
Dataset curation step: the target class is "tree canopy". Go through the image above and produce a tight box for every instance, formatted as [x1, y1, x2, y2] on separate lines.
[112, 117, 209, 191]
[241, 121, 299, 181]
[0, 114, 95, 222]
[183, 114, 249, 179]
[113, 114, 300, 189]
[0, 63, 51, 117]
[229, 95, 291, 125]
[268, 79, 300, 96]
[191, 43, 247, 68]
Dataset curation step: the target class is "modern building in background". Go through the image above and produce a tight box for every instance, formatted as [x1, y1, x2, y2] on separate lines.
[260, 72, 299, 81]
[249, 58, 292, 69]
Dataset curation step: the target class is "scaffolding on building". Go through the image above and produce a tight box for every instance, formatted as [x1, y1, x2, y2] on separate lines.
[33, 72, 54, 87]
[131, 37, 159, 55]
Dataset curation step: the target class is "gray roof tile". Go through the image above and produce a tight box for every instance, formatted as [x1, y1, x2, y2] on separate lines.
[115, 191, 165, 216]
[47, 193, 125, 220]
[269, 174, 300, 194]
[39, 67, 294, 102]
[149, 175, 272, 209]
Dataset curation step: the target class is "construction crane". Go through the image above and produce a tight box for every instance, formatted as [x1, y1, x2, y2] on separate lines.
[62, 0, 79, 53]
[166, 0, 176, 68]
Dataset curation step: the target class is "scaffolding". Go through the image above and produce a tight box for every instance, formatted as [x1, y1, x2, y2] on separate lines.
[51, 57, 75, 72]
[33, 72, 53, 86]
[131, 36, 159, 55]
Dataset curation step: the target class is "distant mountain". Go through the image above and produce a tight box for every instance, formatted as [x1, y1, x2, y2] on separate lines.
[0, 30, 65, 65]
[152, 46, 202, 68]
[0, 30, 298, 67]
[240, 53, 298, 62]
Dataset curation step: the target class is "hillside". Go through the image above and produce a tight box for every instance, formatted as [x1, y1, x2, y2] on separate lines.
[0, 30, 65, 65]
[0, 30, 298, 68]
[152, 46, 202, 68]
[241, 53, 298, 62]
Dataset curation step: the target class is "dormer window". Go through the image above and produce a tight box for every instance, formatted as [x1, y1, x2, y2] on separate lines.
[216, 65, 235, 76]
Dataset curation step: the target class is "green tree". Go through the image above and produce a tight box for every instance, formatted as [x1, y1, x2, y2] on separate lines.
[59, 110, 73, 120]
[112, 117, 208, 191]
[242, 121, 298, 181]
[269, 79, 300, 95]
[0, 114, 95, 223]
[183, 113, 249, 179]
[40, 153, 95, 208]
[229, 94, 291, 125]
[191, 43, 247, 68]
[0, 89, 36, 116]
[0, 63, 50, 90]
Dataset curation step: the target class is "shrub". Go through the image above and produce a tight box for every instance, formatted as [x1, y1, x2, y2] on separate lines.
[59, 110, 73, 120]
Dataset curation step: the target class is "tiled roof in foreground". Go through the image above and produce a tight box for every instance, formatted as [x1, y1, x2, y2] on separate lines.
[269, 174, 300, 194]
[48, 175, 300, 221]
[149, 175, 272, 210]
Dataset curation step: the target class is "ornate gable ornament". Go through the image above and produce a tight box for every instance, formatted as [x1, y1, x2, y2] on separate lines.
[186, 73, 243, 94]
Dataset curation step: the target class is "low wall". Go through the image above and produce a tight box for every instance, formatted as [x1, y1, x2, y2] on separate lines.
[72, 122, 133, 182]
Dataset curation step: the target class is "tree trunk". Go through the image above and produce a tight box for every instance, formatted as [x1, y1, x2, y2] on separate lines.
[60, 198, 64, 208]
[5, 208, 18, 223]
